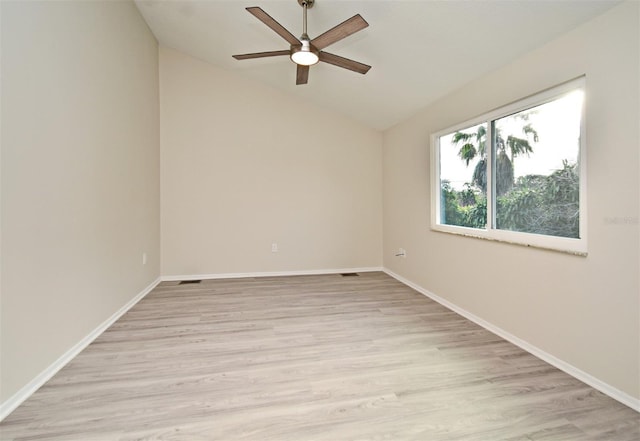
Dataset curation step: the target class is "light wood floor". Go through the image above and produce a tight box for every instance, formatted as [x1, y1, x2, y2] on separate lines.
[1, 272, 638, 440]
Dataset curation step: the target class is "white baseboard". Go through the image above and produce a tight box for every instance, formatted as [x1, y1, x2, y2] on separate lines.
[383, 268, 640, 413]
[162, 267, 384, 282]
[0, 277, 162, 422]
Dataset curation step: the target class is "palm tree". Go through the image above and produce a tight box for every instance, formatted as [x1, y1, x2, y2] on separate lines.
[452, 115, 538, 196]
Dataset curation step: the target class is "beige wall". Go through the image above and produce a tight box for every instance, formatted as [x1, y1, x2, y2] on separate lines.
[160, 47, 382, 277]
[0, 0, 160, 402]
[383, 1, 639, 400]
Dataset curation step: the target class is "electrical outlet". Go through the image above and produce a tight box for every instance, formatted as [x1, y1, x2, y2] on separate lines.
[142, 252, 147, 265]
[271, 243, 278, 253]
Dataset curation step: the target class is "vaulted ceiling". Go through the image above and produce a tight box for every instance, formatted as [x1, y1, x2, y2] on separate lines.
[135, 0, 620, 130]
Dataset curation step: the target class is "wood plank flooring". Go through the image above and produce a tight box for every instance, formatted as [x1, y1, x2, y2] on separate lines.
[1, 272, 638, 440]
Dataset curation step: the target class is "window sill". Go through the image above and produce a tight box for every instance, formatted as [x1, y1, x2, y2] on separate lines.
[431, 225, 588, 257]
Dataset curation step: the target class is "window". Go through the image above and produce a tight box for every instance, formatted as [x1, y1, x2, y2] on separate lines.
[431, 78, 586, 254]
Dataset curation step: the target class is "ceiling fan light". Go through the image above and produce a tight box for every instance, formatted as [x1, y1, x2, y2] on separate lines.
[291, 39, 319, 66]
[291, 50, 319, 66]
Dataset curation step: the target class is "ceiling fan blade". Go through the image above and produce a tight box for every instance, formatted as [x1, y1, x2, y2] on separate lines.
[319, 52, 371, 74]
[246, 7, 300, 46]
[296, 65, 309, 85]
[233, 50, 291, 60]
[311, 14, 369, 50]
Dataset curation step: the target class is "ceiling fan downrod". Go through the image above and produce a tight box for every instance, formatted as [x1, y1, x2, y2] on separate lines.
[300, 0, 313, 38]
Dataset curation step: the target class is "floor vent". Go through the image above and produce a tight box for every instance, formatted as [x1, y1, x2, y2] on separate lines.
[179, 280, 202, 285]
[340, 273, 359, 277]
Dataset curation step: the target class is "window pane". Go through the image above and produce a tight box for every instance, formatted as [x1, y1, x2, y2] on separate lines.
[494, 91, 583, 238]
[438, 123, 488, 228]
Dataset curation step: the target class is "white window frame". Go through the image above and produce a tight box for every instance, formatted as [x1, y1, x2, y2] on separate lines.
[430, 77, 587, 255]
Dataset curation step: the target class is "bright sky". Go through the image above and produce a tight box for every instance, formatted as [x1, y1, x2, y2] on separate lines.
[439, 90, 583, 190]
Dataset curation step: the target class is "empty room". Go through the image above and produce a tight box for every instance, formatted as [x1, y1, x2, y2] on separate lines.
[1, 0, 638, 440]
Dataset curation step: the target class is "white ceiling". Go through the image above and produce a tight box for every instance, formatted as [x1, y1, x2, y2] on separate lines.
[135, 0, 620, 130]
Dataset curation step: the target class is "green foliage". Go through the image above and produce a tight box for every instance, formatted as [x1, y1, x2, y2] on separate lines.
[522, 123, 539, 142]
[440, 180, 465, 226]
[462, 195, 487, 229]
[496, 187, 542, 233]
[457, 143, 477, 166]
[444, 115, 579, 238]
[495, 151, 514, 196]
[451, 113, 537, 197]
[440, 180, 486, 228]
[455, 125, 487, 166]
[442, 161, 579, 238]
[544, 160, 579, 205]
[515, 174, 546, 190]
[459, 183, 477, 207]
[472, 159, 487, 193]
[539, 161, 580, 238]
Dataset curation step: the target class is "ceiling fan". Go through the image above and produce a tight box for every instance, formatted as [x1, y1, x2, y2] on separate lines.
[232, 0, 371, 85]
